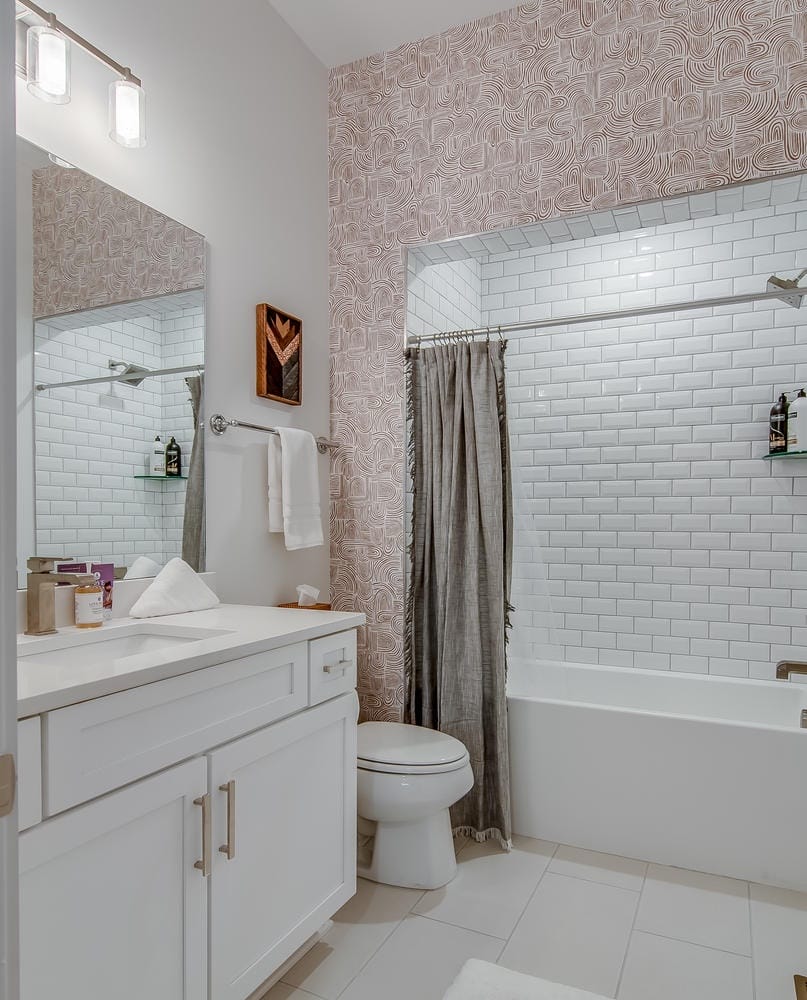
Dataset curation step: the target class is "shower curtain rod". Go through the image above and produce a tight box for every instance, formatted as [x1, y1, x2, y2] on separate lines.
[36, 362, 205, 392]
[406, 285, 807, 344]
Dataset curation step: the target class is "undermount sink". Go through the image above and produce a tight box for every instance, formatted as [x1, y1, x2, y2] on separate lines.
[18, 623, 233, 671]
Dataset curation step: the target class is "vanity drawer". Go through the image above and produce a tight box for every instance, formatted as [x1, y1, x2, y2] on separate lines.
[309, 630, 357, 705]
[44, 642, 308, 815]
[18, 717, 42, 831]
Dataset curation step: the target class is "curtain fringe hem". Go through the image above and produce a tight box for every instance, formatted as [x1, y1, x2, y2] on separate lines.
[453, 825, 512, 852]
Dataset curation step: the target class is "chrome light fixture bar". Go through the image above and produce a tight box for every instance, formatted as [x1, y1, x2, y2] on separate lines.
[16, 0, 145, 148]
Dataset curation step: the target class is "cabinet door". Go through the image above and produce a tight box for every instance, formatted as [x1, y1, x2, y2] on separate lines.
[209, 692, 357, 1000]
[19, 757, 207, 1000]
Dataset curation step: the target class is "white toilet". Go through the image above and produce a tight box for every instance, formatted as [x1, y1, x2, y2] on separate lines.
[356, 721, 474, 890]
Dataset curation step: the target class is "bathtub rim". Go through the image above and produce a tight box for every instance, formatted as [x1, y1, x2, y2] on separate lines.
[507, 657, 807, 735]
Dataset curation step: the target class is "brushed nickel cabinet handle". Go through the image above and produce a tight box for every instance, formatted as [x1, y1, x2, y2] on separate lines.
[324, 659, 352, 674]
[218, 780, 236, 860]
[193, 794, 211, 877]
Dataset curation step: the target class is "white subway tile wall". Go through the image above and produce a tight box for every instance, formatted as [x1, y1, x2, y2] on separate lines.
[34, 291, 204, 568]
[407, 255, 481, 336]
[407, 180, 807, 680]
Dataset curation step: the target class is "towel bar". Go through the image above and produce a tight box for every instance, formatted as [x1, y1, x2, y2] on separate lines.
[209, 414, 335, 454]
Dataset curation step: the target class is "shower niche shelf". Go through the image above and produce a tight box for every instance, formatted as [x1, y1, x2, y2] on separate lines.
[763, 451, 807, 460]
[134, 475, 188, 480]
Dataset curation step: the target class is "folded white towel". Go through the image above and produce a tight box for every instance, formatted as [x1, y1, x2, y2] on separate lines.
[267, 428, 324, 550]
[125, 555, 163, 579]
[267, 435, 284, 534]
[129, 557, 220, 618]
[443, 961, 608, 1000]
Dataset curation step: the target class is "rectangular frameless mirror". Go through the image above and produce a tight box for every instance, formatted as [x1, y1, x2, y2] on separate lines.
[16, 137, 207, 587]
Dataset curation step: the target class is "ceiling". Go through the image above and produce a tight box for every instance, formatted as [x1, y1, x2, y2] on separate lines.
[267, 0, 517, 68]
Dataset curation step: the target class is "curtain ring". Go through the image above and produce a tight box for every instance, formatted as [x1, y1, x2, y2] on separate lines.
[498, 325, 504, 345]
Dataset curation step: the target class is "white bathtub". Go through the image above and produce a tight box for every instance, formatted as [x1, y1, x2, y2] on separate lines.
[508, 659, 807, 891]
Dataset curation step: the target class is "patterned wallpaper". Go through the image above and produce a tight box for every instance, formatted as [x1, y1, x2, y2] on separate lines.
[32, 166, 205, 318]
[329, 0, 807, 721]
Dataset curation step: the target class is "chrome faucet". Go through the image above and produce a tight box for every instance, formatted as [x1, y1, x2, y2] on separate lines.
[775, 661, 807, 681]
[25, 557, 95, 636]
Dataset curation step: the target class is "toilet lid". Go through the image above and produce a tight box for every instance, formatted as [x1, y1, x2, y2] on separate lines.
[357, 722, 468, 768]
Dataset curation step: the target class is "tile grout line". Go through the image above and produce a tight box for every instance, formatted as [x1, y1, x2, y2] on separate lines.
[633, 926, 755, 960]
[612, 865, 646, 999]
[746, 881, 758, 1000]
[281, 883, 427, 1000]
[414, 911, 509, 944]
[497, 841, 562, 965]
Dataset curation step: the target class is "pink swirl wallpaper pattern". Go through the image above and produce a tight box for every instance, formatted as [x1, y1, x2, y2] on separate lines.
[33, 166, 205, 319]
[330, 0, 807, 720]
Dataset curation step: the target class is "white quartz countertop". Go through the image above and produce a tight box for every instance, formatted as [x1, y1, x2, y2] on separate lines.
[17, 604, 364, 718]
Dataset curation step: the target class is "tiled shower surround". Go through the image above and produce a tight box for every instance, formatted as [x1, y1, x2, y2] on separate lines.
[34, 291, 204, 567]
[408, 178, 807, 679]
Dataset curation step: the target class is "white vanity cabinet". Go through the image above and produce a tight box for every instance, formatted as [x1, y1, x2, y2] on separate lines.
[17, 626, 359, 1000]
[209, 693, 356, 1000]
[19, 757, 207, 1000]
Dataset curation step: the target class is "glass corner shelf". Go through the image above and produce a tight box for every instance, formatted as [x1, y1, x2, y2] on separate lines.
[763, 451, 807, 459]
[134, 474, 188, 480]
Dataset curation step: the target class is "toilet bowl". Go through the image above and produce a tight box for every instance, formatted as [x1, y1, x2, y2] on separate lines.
[356, 721, 474, 890]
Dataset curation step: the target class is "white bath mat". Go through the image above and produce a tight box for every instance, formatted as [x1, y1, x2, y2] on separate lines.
[443, 960, 609, 1000]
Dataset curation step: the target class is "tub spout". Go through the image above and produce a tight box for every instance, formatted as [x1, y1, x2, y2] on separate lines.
[775, 661, 807, 680]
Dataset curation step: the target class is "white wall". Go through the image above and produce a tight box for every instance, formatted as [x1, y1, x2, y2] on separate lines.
[0, 1, 20, 994]
[406, 256, 481, 336]
[486, 194, 807, 681]
[16, 0, 330, 604]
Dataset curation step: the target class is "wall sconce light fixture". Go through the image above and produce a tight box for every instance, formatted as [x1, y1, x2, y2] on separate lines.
[16, 0, 145, 148]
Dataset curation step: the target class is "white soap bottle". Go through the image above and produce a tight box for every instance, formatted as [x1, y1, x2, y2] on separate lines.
[149, 435, 166, 475]
[788, 389, 807, 452]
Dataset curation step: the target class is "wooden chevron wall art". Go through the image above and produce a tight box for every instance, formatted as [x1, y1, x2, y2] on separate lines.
[256, 303, 302, 405]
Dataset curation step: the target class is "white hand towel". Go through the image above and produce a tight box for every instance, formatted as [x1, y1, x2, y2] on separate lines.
[443, 960, 608, 1000]
[125, 555, 163, 579]
[267, 436, 284, 534]
[129, 557, 220, 618]
[270, 428, 324, 550]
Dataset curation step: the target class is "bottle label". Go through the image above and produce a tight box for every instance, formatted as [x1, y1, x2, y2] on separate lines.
[771, 416, 787, 452]
[75, 591, 103, 625]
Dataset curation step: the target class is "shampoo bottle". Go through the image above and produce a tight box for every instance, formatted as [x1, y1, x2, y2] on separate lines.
[770, 393, 789, 455]
[789, 389, 807, 452]
[75, 573, 104, 629]
[166, 437, 182, 477]
[149, 436, 165, 476]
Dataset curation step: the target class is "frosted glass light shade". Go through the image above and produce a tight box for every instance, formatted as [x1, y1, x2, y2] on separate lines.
[26, 25, 71, 104]
[109, 78, 146, 148]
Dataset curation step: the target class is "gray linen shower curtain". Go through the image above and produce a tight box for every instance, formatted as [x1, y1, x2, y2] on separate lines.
[405, 340, 513, 849]
[182, 375, 206, 571]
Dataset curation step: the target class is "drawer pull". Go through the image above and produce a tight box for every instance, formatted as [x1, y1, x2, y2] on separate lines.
[193, 794, 211, 877]
[219, 780, 236, 860]
[324, 659, 352, 674]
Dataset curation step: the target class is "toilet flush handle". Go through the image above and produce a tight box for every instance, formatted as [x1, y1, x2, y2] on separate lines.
[324, 659, 352, 674]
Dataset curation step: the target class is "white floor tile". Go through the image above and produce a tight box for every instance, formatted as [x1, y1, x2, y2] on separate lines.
[337, 914, 502, 1000]
[635, 864, 751, 955]
[259, 983, 322, 1000]
[282, 879, 423, 999]
[412, 835, 556, 938]
[548, 846, 647, 892]
[750, 882, 807, 1000]
[499, 872, 638, 997]
[618, 931, 753, 1000]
